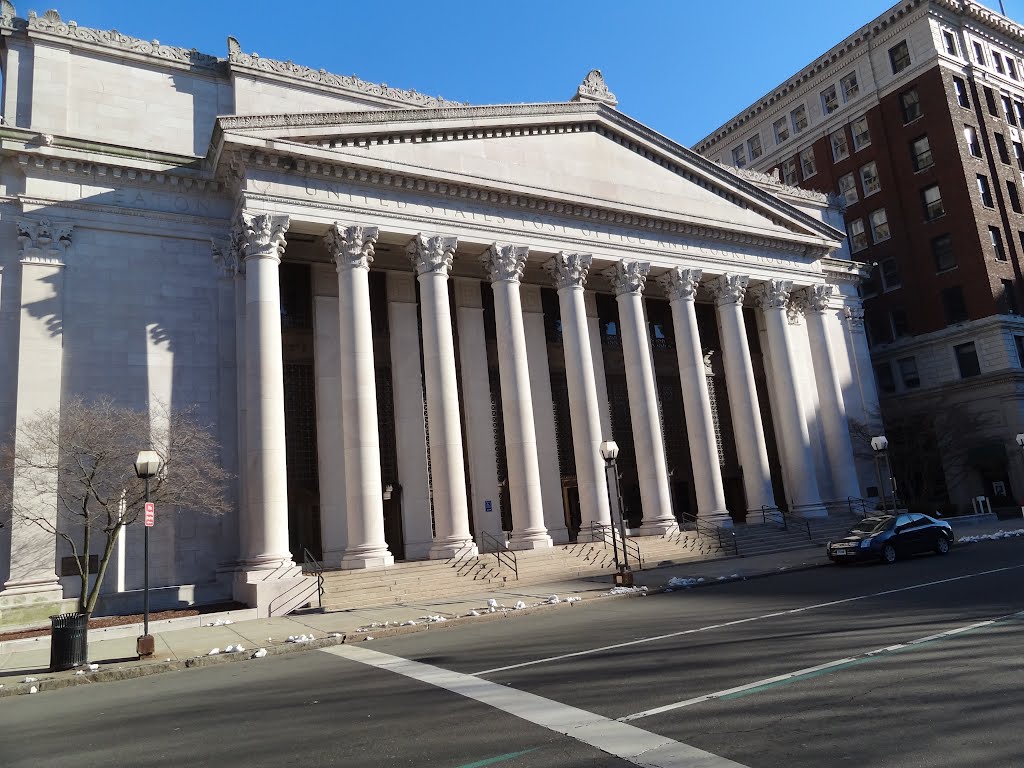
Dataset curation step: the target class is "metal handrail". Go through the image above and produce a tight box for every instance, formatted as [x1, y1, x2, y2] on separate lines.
[588, 522, 643, 571]
[847, 496, 868, 518]
[302, 547, 324, 610]
[479, 530, 518, 580]
[687, 516, 739, 556]
[761, 505, 786, 529]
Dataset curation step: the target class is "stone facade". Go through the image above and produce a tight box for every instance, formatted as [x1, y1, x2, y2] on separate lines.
[0, 6, 876, 623]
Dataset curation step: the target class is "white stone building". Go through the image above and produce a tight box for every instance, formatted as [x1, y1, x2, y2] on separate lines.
[0, 6, 877, 621]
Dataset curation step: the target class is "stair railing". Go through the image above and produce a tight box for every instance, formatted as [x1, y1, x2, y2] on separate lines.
[688, 517, 739, 556]
[761, 505, 813, 541]
[847, 496, 868, 518]
[301, 547, 324, 610]
[478, 530, 518, 581]
[588, 522, 643, 571]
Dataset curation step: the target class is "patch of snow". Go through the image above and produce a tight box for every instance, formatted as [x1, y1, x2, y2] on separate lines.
[608, 585, 648, 595]
[207, 648, 221, 655]
[74, 670, 85, 676]
[206, 618, 234, 627]
[487, 598, 499, 608]
[286, 634, 314, 643]
[224, 644, 245, 653]
[419, 615, 447, 623]
[23, 677, 37, 683]
[87, 663, 99, 671]
[546, 595, 561, 604]
[252, 648, 267, 659]
[958, 528, 1024, 543]
[329, 632, 342, 638]
[513, 601, 527, 610]
[364, 636, 374, 641]
[566, 596, 581, 603]
[29, 686, 37, 694]
[466, 610, 481, 617]
[668, 577, 700, 588]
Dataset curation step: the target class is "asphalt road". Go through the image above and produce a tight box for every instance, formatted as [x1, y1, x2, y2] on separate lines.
[3, 540, 1024, 768]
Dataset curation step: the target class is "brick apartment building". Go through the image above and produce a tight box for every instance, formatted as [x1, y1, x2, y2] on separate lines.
[697, 0, 1024, 512]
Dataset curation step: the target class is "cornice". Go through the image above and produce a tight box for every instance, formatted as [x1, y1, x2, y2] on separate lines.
[226, 36, 464, 110]
[15, 195, 228, 230]
[15, 153, 223, 194]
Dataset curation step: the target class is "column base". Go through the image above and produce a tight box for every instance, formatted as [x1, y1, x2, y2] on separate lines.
[429, 539, 478, 560]
[0, 585, 71, 630]
[546, 526, 571, 546]
[238, 553, 296, 571]
[339, 550, 395, 570]
[402, 541, 434, 561]
[507, 530, 554, 551]
[1, 575, 63, 598]
[633, 519, 679, 536]
[696, 510, 734, 529]
[232, 565, 316, 617]
[791, 502, 830, 519]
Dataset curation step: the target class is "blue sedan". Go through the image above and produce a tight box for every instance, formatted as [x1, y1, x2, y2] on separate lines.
[827, 513, 954, 564]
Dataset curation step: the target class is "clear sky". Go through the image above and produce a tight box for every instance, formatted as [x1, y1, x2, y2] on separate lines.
[35, 0, 1024, 147]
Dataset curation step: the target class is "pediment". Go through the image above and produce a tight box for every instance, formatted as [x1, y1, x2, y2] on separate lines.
[217, 104, 843, 249]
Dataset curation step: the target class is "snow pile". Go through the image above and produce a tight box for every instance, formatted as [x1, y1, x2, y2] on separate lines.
[23, 677, 37, 683]
[566, 596, 581, 603]
[958, 528, 1024, 543]
[206, 618, 234, 627]
[364, 636, 374, 641]
[74, 670, 85, 676]
[286, 634, 315, 643]
[513, 601, 527, 610]
[224, 644, 245, 653]
[251, 648, 267, 659]
[419, 615, 447, 623]
[608, 585, 648, 595]
[329, 633, 342, 638]
[545, 595, 561, 604]
[87, 663, 99, 671]
[207, 648, 221, 655]
[487, 598, 499, 608]
[465, 610, 481, 617]
[29, 686, 37, 694]
[667, 577, 704, 588]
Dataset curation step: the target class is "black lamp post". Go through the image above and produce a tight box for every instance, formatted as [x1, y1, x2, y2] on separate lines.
[599, 440, 633, 586]
[134, 450, 162, 658]
[871, 436, 897, 512]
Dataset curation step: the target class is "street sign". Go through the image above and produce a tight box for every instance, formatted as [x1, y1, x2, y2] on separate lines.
[484, 500, 492, 513]
[144, 501, 155, 527]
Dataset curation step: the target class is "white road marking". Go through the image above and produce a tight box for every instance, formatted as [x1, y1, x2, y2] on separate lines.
[475, 563, 1024, 676]
[620, 610, 1022, 722]
[323, 644, 752, 768]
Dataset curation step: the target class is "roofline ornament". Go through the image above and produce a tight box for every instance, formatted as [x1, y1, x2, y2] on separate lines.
[572, 69, 617, 107]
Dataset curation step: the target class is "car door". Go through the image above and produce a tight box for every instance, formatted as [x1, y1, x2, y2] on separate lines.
[901, 514, 931, 554]
[892, 514, 917, 555]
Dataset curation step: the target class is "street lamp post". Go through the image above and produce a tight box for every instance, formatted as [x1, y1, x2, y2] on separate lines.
[134, 450, 162, 659]
[871, 436, 897, 512]
[599, 440, 633, 586]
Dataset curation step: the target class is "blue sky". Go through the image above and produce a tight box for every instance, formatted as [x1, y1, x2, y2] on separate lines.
[37, 1, 1022, 146]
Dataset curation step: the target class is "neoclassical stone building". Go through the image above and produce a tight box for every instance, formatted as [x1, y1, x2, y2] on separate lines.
[0, 7, 878, 618]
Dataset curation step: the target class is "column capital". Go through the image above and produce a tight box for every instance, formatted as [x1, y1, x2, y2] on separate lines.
[545, 251, 592, 290]
[657, 267, 702, 302]
[482, 242, 529, 283]
[604, 259, 650, 296]
[17, 217, 72, 265]
[407, 233, 458, 276]
[752, 278, 794, 311]
[797, 283, 835, 313]
[211, 237, 242, 278]
[325, 223, 379, 272]
[845, 305, 865, 328]
[706, 273, 748, 306]
[240, 213, 289, 263]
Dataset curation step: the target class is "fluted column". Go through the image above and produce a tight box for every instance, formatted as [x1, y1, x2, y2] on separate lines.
[658, 267, 731, 527]
[546, 252, 611, 530]
[604, 260, 676, 535]
[753, 279, 828, 518]
[800, 284, 861, 502]
[407, 234, 477, 559]
[240, 213, 294, 568]
[2, 218, 72, 602]
[325, 224, 393, 568]
[708, 273, 775, 514]
[482, 244, 551, 550]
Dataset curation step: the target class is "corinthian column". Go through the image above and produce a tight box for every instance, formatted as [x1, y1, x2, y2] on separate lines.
[407, 234, 477, 559]
[240, 212, 294, 569]
[799, 284, 861, 502]
[2, 218, 72, 605]
[604, 260, 676, 535]
[546, 252, 611, 531]
[325, 223, 393, 568]
[657, 267, 731, 527]
[753, 279, 827, 518]
[482, 244, 551, 550]
[708, 273, 775, 514]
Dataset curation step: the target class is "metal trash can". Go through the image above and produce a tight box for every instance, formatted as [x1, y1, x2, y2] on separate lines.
[49, 612, 89, 672]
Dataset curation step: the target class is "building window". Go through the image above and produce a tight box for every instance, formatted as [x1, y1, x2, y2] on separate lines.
[973, 41, 986, 66]
[985, 87, 998, 116]
[953, 77, 970, 108]
[892, 310, 911, 339]
[942, 30, 958, 56]
[990, 226, 1007, 260]
[978, 174, 994, 207]
[773, 117, 790, 145]
[747, 134, 763, 160]
[965, 125, 982, 157]
[900, 88, 922, 122]
[1003, 95, 1018, 126]
[875, 362, 897, 393]
[1018, 231, 1024, 257]
[1016, 335, 1024, 365]
[838, 173, 858, 206]
[932, 234, 956, 271]
[782, 157, 798, 185]
[898, 356, 920, 388]
[943, 286, 968, 324]
[910, 136, 933, 171]
[791, 104, 808, 134]
[922, 184, 945, 220]
[994, 51, 1006, 74]
[889, 40, 912, 73]
[1009, 58, 1019, 80]
[1008, 180, 1022, 213]
[831, 129, 850, 162]
[860, 161, 881, 196]
[851, 116, 871, 150]
[731, 145, 747, 168]
[1015, 101, 1024, 125]
[848, 218, 869, 252]
[841, 71, 860, 101]
[954, 341, 981, 378]
[870, 208, 891, 243]
[1014, 141, 1024, 169]
[880, 256, 901, 290]
[800, 146, 816, 178]
[821, 84, 839, 116]
[1001, 279, 1018, 314]
[995, 133, 1011, 164]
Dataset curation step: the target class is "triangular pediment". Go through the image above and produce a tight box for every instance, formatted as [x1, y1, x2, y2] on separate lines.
[217, 104, 843, 249]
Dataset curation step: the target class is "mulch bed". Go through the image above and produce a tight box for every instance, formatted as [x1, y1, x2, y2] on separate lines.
[0, 602, 248, 642]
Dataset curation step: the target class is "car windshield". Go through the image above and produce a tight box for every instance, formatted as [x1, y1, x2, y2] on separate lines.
[850, 516, 893, 535]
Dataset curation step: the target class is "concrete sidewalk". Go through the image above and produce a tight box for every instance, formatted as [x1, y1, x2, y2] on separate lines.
[2, 513, 1021, 697]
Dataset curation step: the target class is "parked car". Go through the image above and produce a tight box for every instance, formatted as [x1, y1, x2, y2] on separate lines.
[826, 513, 954, 564]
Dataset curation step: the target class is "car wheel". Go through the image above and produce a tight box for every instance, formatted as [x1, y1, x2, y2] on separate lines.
[881, 544, 897, 564]
[935, 536, 950, 555]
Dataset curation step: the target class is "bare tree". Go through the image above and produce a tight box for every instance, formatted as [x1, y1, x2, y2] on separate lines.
[0, 397, 232, 617]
